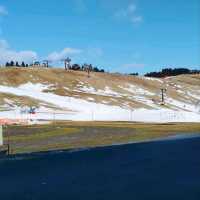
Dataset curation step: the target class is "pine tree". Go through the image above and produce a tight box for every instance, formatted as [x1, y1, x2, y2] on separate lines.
[6, 62, 10, 67]
[16, 62, 19, 67]
[10, 61, 14, 66]
[21, 62, 25, 67]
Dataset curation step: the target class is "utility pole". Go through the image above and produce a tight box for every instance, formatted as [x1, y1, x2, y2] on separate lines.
[0, 125, 3, 146]
[4, 125, 10, 155]
[161, 88, 167, 105]
[53, 112, 56, 126]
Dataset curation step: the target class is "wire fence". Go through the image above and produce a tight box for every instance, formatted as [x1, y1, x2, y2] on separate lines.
[1, 109, 199, 125]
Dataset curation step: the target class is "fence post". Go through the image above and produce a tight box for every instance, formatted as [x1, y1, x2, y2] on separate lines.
[130, 109, 133, 121]
[91, 110, 94, 121]
[53, 112, 56, 125]
[0, 125, 3, 146]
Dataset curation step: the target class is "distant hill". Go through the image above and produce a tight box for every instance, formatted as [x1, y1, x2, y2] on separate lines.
[145, 68, 200, 78]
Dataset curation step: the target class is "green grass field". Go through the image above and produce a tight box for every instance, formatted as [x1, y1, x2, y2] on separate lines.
[1, 121, 200, 155]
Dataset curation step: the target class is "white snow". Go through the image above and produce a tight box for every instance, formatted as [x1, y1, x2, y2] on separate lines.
[0, 82, 199, 123]
[76, 85, 122, 98]
[119, 84, 160, 109]
[165, 97, 198, 112]
[121, 84, 155, 96]
[18, 82, 49, 92]
[87, 97, 95, 101]
[0, 106, 199, 123]
[188, 92, 200, 100]
[141, 76, 164, 83]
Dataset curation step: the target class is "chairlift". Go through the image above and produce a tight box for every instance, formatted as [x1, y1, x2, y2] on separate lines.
[29, 107, 37, 114]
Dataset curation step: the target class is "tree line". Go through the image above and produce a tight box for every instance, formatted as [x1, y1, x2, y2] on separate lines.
[5, 61, 29, 67]
[129, 73, 139, 76]
[144, 68, 200, 78]
[69, 63, 105, 73]
[4, 61, 105, 73]
[4, 62, 199, 77]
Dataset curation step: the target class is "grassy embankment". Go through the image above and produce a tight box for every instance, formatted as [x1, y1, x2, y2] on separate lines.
[1, 121, 200, 155]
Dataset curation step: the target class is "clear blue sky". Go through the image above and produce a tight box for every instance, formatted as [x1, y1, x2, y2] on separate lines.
[0, 0, 199, 74]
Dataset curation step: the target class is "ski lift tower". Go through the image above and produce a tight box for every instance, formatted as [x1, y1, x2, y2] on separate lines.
[43, 60, 51, 68]
[62, 57, 71, 70]
[160, 77, 167, 105]
[83, 63, 92, 78]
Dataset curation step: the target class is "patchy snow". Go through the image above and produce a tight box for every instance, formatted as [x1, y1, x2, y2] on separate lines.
[102, 100, 109, 104]
[103, 86, 122, 97]
[118, 84, 159, 109]
[87, 97, 95, 101]
[187, 92, 200, 100]
[18, 82, 50, 92]
[0, 82, 199, 123]
[76, 83, 156, 102]
[176, 85, 182, 89]
[0, 83, 128, 117]
[121, 84, 155, 96]
[76, 85, 122, 98]
[177, 89, 185, 94]
[0, 107, 200, 123]
[78, 85, 96, 93]
[141, 76, 164, 83]
[63, 87, 70, 90]
[165, 97, 197, 112]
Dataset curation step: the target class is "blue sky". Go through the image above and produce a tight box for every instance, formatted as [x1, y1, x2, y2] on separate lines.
[0, 0, 199, 74]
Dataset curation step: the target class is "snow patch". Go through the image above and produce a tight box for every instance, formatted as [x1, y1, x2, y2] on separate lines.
[0, 82, 199, 123]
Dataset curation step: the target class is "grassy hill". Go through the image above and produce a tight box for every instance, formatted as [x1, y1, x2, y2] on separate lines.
[0, 67, 200, 122]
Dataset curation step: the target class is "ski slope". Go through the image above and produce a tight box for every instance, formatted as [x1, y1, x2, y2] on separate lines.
[0, 80, 200, 123]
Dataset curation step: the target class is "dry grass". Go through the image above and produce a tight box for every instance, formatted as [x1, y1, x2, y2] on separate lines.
[0, 93, 41, 107]
[2, 121, 200, 154]
[0, 67, 200, 110]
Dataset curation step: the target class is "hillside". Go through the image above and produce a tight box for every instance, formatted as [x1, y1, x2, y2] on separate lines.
[0, 67, 200, 123]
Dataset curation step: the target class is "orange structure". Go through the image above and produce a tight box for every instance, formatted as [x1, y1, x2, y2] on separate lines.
[0, 118, 28, 125]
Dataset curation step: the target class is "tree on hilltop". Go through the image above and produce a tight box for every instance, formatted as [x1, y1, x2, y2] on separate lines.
[16, 62, 19, 67]
[21, 62, 25, 67]
[71, 64, 81, 70]
[6, 62, 10, 67]
[10, 61, 14, 66]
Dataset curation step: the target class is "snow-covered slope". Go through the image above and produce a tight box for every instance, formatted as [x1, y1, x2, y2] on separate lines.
[0, 67, 200, 122]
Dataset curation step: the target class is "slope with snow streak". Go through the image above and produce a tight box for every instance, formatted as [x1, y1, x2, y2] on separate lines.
[0, 82, 199, 122]
[0, 83, 126, 110]
[0, 68, 200, 122]
[0, 83, 130, 121]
